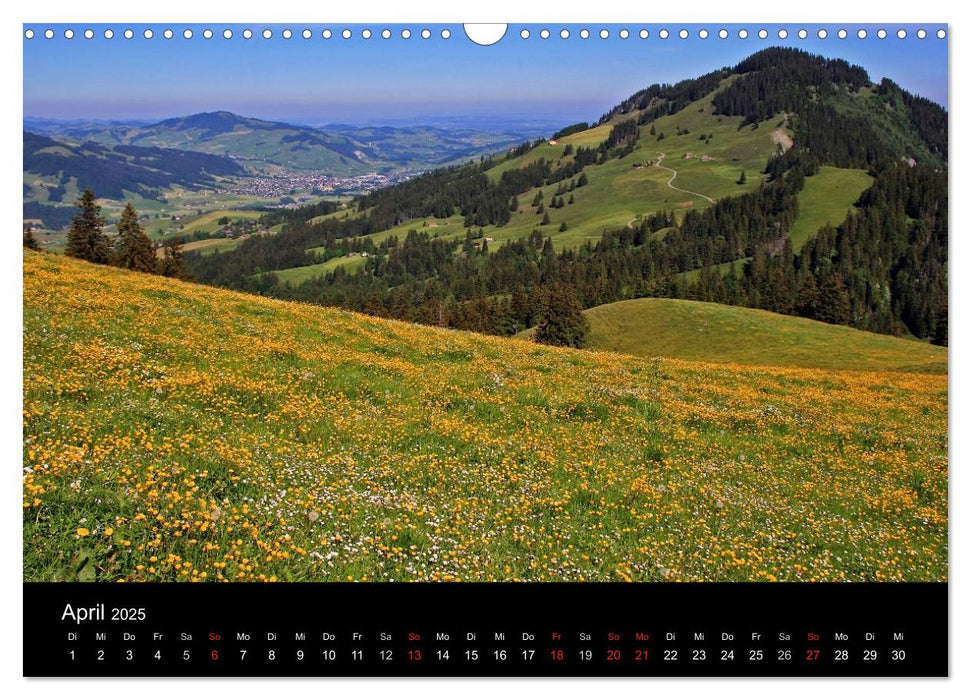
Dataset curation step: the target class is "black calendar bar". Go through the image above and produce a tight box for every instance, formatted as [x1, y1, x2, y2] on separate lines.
[24, 582, 947, 677]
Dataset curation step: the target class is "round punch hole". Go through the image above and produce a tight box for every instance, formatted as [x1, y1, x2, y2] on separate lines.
[303, 29, 312, 39]
[24, 29, 34, 39]
[163, 29, 174, 39]
[64, 29, 74, 39]
[283, 29, 293, 39]
[758, 29, 768, 39]
[639, 29, 648, 39]
[362, 29, 372, 39]
[184, 29, 194, 39]
[222, 29, 232, 40]
[540, 29, 550, 39]
[144, 29, 154, 39]
[739, 29, 748, 39]
[441, 29, 451, 39]
[679, 29, 688, 39]
[85, 29, 94, 39]
[383, 29, 392, 39]
[619, 29, 629, 39]
[599, 29, 608, 39]
[937, 29, 946, 39]
[342, 29, 352, 39]
[778, 29, 787, 39]
[817, 29, 827, 39]
[659, 29, 669, 39]
[421, 29, 431, 39]
[917, 29, 926, 39]
[579, 29, 589, 40]
[838, 29, 847, 39]
[698, 29, 709, 39]
[798, 29, 808, 39]
[560, 29, 569, 39]
[203, 29, 213, 39]
[402, 29, 411, 39]
[718, 29, 728, 39]
[124, 29, 134, 40]
[104, 29, 114, 39]
[858, 29, 867, 39]
[520, 29, 530, 39]
[877, 29, 887, 39]
[242, 29, 252, 40]
[897, 29, 906, 39]
[322, 29, 332, 39]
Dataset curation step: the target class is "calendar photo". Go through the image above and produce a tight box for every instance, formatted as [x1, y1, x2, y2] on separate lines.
[21, 21, 948, 678]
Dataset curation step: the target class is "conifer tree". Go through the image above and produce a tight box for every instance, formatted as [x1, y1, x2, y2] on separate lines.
[65, 189, 109, 264]
[113, 203, 157, 272]
[535, 284, 590, 348]
[158, 237, 189, 279]
[816, 273, 851, 325]
[737, 171, 747, 185]
[23, 225, 41, 251]
[541, 212, 551, 226]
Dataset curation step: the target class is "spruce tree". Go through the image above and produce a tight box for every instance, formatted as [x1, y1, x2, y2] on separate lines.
[541, 212, 551, 226]
[65, 189, 109, 264]
[737, 171, 747, 185]
[23, 225, 41, 251]
[114, 203, 157, 272]
[158, 237, 188, 279]
[535, 284, 590, 348]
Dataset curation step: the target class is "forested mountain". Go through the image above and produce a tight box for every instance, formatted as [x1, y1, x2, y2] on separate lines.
[178, 48, 946, 346]
[23, 131, 246, 229]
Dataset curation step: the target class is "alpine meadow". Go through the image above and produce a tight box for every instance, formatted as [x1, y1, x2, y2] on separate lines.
[24, 43, 947, 584]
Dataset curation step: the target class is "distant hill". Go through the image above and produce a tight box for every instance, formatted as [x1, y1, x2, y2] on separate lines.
[23, 131, 246, 229]
[25, 111, 538, 174]
[556, 297, 947, 373]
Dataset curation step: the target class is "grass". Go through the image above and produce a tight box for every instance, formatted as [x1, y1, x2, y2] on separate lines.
[181, 238, 243, 255]
[788, 166, 874, 252]
[573, 297, 946, 373]
[23, 252, 947, 583]
[270, 255, 368, 285]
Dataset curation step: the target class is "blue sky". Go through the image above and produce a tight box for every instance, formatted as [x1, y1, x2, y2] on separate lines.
[23, 23, 948, 126]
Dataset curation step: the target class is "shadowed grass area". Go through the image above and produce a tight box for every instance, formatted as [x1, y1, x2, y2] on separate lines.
[576, 297, 946, 373]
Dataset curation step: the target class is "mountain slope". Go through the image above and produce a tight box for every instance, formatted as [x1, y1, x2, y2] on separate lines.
[185, 47, 944, 348]
[571, 297, 946, 372]
[68, 111, 376, 173]
[23, 252, 947, 582]
[23, 131, 247, 229]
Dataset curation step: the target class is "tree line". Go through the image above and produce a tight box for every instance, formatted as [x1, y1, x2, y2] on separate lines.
[29, 188, 189, 280]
